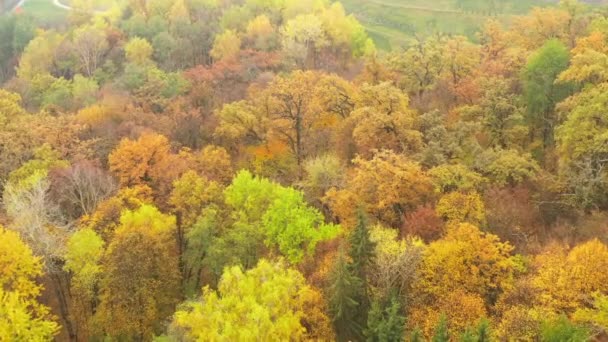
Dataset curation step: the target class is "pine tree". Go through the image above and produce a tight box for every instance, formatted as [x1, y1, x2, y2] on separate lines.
[460, 319, 490, 342]
[365, 292, 405, 342]
[432, 314, 449, 342]
[329, 248, 364, 342]
[349, 209, 376, 280]
[349, 209, 376, 329]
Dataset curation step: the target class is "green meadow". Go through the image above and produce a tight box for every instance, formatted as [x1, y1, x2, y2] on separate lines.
[341, 0, 554, 50]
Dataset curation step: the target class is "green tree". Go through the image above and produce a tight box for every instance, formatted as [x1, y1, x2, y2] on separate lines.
[410, 328, 424, 342]
[523, 39, 572, 149]
[262, 185, 340, 264]
[432, 314, 450, 342]
[124, 37, 154, 65]
[350, 210, 375, 278]
[541, 316, 591, 342]
[329, 249, 364, 342]
[556, 82, 608, 208]
[348, 210, 375, 327]
[365, 293, 405, 342]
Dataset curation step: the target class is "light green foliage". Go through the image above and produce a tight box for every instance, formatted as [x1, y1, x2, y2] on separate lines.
[574, 293, 608, 332]
[557, 82, 608, 165]
[321, 2, 374, 57]
[64, 229, 104, 294]
[72, 74, 99, 108]
[117, 204, 176, 235]
[42, 77, 72, 109]
[219, 5, 253, 32]
[224, 170, 278, 223]
[225, 170, 340, 264]
[124, 37, 154, 65]
[262, 186, 340, 263]
[476, 149, 540, 186]
[7, 144, 68, 188]
[541, 316, 591, 342]
[17, 30, 63, 80]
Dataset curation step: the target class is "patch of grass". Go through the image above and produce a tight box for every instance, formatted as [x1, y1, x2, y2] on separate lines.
[342, 0, 555, 50]
[19, 0, 68, 27]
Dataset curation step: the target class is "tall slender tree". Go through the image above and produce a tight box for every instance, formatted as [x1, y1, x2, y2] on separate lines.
[329, 248, 363, 342]
[432, 314, 450, 342]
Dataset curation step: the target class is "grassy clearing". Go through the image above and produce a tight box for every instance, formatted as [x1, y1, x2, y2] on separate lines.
[341, 0, 553, 50]
[19, 0, 68, 27]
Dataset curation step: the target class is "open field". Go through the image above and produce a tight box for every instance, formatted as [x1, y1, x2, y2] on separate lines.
[14, 0, 68, 26]
[341, 0, 555, 50]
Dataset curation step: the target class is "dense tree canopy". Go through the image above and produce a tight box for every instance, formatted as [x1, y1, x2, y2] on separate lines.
[2, 0, 608, 340]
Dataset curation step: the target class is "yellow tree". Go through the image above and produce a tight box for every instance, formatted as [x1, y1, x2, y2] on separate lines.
[245, 15, 277, 51]
[533, 239, 608, 314]
[169, 170, 223, 269]
[349, 82, 422, 157]
[0, 226, 59, 340]
[108, 133, 171, 187]
[108, 133, 192, 202]
[216, 71, 352, 170]
[211, 30, 242, 61]
[435, 191, 486, 227]
[325, 150, 434, 228]
[63, 228, 104, 340]
[17, 30, 64, 81]
[414, 223, 515, 303]
[0, 89, 26, 126]
[409, 223, 516, 335]
[124, 37, 153, 66]
[172, 259, 333, 341]
[81, 185, 153, 240]
[95, 205, 180, 339]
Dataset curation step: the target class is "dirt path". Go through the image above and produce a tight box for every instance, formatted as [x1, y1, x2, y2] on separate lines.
[52, 0, 71, 10]
[9, 0, 26, 12]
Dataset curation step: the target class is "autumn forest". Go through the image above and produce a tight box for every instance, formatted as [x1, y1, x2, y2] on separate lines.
[2, 0, 608, 341]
